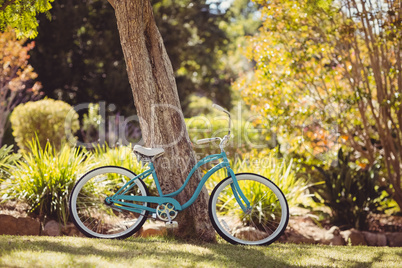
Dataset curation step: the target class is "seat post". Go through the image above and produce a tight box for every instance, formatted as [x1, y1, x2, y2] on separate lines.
[135, 152, 150, 167]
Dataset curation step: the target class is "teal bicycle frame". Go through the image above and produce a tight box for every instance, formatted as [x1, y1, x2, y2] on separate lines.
[105, 150, 251, 216]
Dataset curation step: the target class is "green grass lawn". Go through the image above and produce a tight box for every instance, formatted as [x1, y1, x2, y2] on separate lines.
[0, 235, 401, 267]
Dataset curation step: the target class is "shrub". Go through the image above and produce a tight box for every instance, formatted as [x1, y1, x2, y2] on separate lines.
[1, 138, 93, 225]
[1, 141, 157, 224]
[308, 149, 385, 230]
[10, 99, 79, 151]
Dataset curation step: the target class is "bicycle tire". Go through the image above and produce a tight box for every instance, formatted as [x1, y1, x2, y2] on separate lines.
[209, 173, 289, 246]
[69, 166, 149, 239]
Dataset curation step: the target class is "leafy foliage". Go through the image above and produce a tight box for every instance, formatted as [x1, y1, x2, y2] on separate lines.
[218, 0, 261, 78]
[237, 0, 345, 160]
[309, 149, 385, 230]
[0, 0, 53, 39]
[2, 138, 92, 225]
[153, 0, 234, 112]
[0, 138, 152, 225]
[238, 0, 402, 210]
[0, 144, 19, 181]
[0, 28, 41, 146]
[29, 0, 135, 115]
[27, 0, 234, 116]
[10, 99, 79, 150]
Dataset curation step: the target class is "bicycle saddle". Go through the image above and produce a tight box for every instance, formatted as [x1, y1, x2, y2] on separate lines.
[133, 145, 165, 157]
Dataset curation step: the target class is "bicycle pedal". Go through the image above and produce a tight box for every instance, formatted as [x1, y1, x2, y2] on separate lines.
[165, 221, 178, 229]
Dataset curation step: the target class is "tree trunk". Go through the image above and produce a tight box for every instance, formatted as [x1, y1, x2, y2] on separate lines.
[108, 0, 215, 242]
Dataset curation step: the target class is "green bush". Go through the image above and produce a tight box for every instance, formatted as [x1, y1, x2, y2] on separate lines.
[308, 149, 385, 230]
[1, 138, 93, 225]
[10, 99, 79, 150]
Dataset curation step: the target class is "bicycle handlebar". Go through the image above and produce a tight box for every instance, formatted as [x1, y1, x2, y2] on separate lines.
[193, 104, 231, 150]
[212, 104, 227, 113]
[212, 103, 231, 137]
[196, 137, 221, 145]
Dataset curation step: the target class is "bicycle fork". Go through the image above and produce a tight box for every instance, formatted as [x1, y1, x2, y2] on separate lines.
[226, 167, 251, 213]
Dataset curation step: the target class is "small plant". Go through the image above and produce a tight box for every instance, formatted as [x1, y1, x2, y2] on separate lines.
[10, 98, 79, 151]
[309, 149, 385, 230]
[1, 138, 92, 225]
[0, 144, 20, 181]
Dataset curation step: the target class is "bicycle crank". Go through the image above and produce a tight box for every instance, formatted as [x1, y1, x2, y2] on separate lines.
[156, 203, 178, 222]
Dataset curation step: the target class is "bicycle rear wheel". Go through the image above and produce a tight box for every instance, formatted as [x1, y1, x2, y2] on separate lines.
[69, 166, 149, 239]
[209, 173, 289, 246]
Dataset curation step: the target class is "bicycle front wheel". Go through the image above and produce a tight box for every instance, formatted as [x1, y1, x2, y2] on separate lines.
[69, 166, 149, 239]
[209, 173, 289, 246]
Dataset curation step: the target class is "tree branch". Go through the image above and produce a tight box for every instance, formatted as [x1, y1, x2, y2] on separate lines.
[0, 0, 16, 12]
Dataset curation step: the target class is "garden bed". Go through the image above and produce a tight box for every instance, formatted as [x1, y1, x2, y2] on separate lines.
[1, 201, 402, 246]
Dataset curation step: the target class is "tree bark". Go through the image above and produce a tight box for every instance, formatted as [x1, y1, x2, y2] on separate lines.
[109, 0, 215, 241]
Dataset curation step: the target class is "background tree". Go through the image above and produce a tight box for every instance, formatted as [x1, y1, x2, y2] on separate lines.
[218, 0, 261, 73]
[30, 0, 133, 114]
[238, 0, 402, 210]
[153, 0, 233, 113]
[28, 0, 232, 117]
[0, 29, 41, 146]
[0, 0, 52, 39]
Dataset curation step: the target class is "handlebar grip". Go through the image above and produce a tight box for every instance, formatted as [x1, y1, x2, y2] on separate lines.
[212, 104, 227, 113]
[196, 138, 220, 144]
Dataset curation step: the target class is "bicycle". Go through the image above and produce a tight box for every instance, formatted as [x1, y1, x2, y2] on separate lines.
[69, 104, 289, 246]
